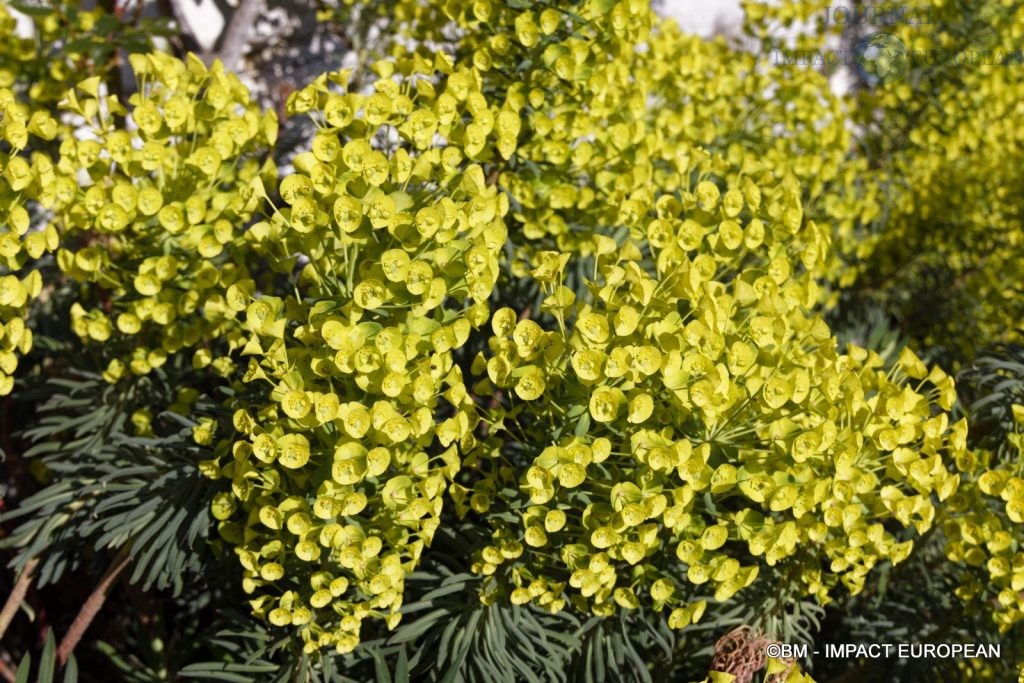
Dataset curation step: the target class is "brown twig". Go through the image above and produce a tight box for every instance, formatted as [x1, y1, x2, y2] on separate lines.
[56, 550, 131, 667]
[0, 557, 38, 642]
[214, 0, 265, 72]
[0, 652, 15, 683]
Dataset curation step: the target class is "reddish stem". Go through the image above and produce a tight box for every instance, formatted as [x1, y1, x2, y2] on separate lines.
[56, 551, 131, 667]
[0, 558, 38, 642]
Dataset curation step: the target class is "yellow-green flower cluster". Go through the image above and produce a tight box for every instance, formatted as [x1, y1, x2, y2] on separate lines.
[0, 88, 58, 393]
[466, 0, 658, 254]
[852, 0, 1024, 361]
[643, 21, 878, 296]
[415, 0, 870, 307]
[0, 1, 103, 105]
[942, 405, 1024, 632]
[467, 162, 965, 623]
[746, 0, 1024, 361]
[0, 0, 164, 114]
[206, 0, 969, 648]
[210, 56, 508, 653]
[48, 53, 277, 381]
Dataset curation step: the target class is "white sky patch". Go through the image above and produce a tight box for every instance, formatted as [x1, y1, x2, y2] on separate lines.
[658, 0, 745, 36]
[174, 0, 225, 52]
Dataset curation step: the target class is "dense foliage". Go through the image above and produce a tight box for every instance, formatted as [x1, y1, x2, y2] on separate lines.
[1, 0, 1022, 681]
